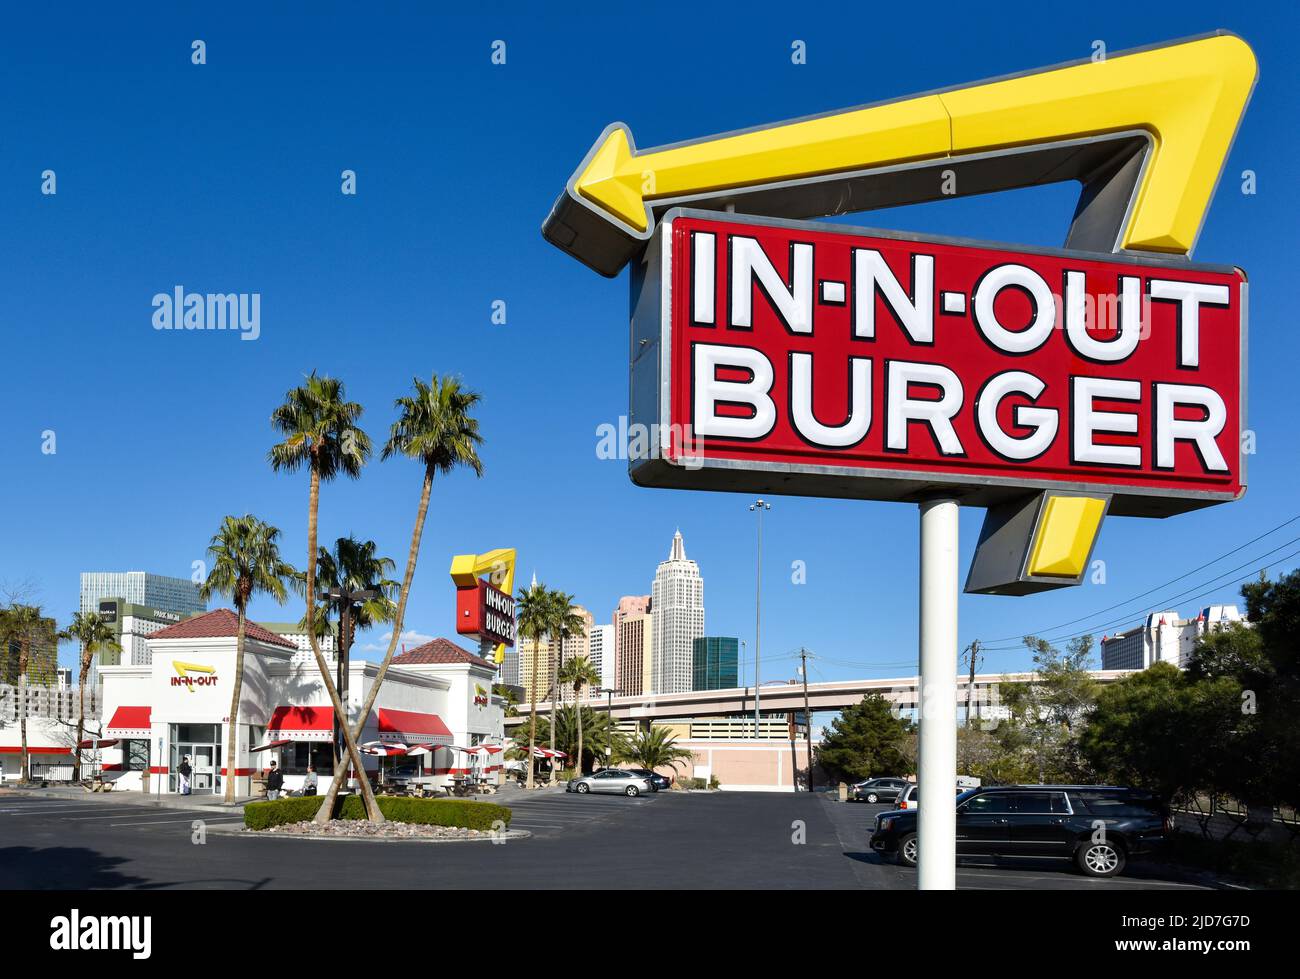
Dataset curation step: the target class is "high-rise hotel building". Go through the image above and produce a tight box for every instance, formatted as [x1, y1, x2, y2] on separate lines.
[650, 531, 704, 695]
[613, 595, 652, 697]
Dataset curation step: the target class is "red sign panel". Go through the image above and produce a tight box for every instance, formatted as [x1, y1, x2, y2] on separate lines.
[628, 211, 1246, 516]
[456, 578, 516, 648]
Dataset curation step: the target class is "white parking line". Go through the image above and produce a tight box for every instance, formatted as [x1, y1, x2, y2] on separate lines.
[111, 818, 245, 827]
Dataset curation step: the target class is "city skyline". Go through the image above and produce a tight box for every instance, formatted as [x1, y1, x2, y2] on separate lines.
[3, 5, 1296, 698]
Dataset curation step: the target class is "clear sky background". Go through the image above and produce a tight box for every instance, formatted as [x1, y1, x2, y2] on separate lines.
[1, 3, 1297, 686]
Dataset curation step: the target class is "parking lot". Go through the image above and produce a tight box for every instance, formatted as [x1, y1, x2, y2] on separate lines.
[0, 788, 1222, 890]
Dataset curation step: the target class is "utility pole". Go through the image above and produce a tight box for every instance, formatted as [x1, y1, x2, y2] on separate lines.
[595, 687, 621, 770]
[749, 499, 770, 739]
[799, 647, 814, 791]
[962, 640, 982, 728]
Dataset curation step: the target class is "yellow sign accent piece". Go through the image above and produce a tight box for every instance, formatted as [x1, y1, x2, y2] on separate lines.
[449, 548, 517, 665]
[1028, 496, 1108, 578]
[573, 33, 1255, 254]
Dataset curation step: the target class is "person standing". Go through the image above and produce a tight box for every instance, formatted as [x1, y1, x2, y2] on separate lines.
[266, 760, 284, 801]
[177, 755, 193, 796]
[301, 765, 318, 797]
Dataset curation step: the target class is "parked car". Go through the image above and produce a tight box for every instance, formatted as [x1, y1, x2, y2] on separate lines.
[567, 769, 655, 797]
[893, 782, 966, 810]
[626, 768, 671, 791]
[850, 777, 909, 803]
[869, 785, 1170, 877]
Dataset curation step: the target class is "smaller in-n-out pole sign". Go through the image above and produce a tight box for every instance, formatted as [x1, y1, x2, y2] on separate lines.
[629, 210, 1246, 518]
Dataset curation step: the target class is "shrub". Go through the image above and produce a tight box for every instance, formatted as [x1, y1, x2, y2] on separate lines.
[244, 794, 512, 832]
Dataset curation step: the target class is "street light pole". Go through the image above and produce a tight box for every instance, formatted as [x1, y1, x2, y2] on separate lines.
[320, 586, 379, 772]
[749, 499, 770, 739]
[595, 686, 621, 770]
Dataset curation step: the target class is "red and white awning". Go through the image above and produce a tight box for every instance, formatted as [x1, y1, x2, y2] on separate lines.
[249, 739, 293, 753]
[375, 708, 453, 746]
[74, 738, 120, 751]
[105, 706, 151, 738]
[267, 706, 334, 743]
[516, 746, 567, 759]
[461, 744, 504, 755]
[360, 740, 409, 757]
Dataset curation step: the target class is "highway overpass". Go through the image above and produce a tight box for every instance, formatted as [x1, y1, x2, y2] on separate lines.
[506, 670, 1132, 726]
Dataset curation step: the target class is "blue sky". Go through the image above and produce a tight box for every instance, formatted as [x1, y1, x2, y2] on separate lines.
[1, 3, 1297, 685]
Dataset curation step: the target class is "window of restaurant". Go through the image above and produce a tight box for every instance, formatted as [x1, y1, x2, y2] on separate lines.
[281, 742, 334, 774]
[124, 739, 150, 772]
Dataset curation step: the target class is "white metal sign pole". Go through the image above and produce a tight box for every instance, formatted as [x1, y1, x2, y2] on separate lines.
[917, 497, 959, 890]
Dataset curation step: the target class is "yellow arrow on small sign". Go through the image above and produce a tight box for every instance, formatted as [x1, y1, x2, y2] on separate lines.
[545, 32, 1255, 274]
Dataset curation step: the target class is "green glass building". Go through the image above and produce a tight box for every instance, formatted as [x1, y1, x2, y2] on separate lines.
[692, 636, 739, 691]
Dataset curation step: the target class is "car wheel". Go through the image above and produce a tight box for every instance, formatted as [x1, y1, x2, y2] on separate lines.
[576, 783, 590, 794]
[866, 793, 879, 804]
[898, 833, 918, 867]
[626, 786, 639, 797]
[1076, 840, 1125, 877]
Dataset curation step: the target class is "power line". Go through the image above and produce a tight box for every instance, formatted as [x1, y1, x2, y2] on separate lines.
[981, 542, 1300, 651]
[981, 514, 1300, 645]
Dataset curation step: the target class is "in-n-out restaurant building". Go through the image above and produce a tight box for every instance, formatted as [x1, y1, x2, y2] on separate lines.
[84, 609, 505, 795]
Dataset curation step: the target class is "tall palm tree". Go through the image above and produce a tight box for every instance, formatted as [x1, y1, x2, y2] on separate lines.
[199, 514, 298, 803]
[317, 374, 484, 822]
[547, 590, 585, 755]
[269, 371, 382, 821]
[57, 611, 121, 782]
[618, 725, 695, 776]
[2, 604, 46, 783]
[298, 534, 398, 783]
[557, 655, 601, 774]
[516, 581, 551, 790]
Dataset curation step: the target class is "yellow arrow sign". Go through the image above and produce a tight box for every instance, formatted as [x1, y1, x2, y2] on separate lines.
[548, 32, 1255, 274]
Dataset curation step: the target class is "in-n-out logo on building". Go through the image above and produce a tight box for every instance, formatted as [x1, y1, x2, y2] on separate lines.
[49, 909, 151, 960]
[170, 660, 218, 692]
[152, 286, 261, 340]
[473, 683, 490, 708]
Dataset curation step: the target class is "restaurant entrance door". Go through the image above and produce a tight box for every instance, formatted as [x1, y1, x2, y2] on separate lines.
[169, 724, 223, 794]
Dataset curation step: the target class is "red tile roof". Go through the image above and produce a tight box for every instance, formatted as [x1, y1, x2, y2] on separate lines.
[149, 609, 297, 649]
[393, 637, 497, 670]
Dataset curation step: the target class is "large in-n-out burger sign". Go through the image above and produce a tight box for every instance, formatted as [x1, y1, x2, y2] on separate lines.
[456, 578, 516, 648]
[629, 210, 1245, 518]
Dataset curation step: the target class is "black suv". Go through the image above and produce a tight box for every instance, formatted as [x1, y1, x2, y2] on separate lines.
[868, 785, 1170, 877]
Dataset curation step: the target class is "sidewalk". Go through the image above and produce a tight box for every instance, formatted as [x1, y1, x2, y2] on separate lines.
[0, 782, 251, 812]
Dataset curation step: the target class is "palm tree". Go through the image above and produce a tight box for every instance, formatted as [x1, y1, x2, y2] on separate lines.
[547, 590, 585, 755]
[516, 581, 551, 790]
[518, 706, 627, 773]
[56, 611, 121, 782]
[269, 371, 382, 822]
[557, 655, 601, 774]
[316, 374, 484, 822]
[199, 514, 297, 803]
[618, 725, 695, 778]
[298, 534, 398, 785]
[2, 604, 47, 783]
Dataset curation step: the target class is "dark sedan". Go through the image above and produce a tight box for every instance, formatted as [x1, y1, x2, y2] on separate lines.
[869, 785, 1170, 877]
[626, 768, 671, 791]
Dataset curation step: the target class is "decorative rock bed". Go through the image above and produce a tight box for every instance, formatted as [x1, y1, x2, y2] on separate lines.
[250, 819, 500, 840]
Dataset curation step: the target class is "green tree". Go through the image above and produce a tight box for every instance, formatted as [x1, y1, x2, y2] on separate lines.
[617, 725, 695, 774]
[269, 371, 381, 822]
[557, 655, 601, 773]
[519, 705, 627, 773]
[516, 581, 550, 790]
[814, 693, 911, 783]
[298, 535, 398, 654]
[56, 611, 122, 781]
[317, 374, 485, 823]
[199, 514, 298, 803]
[998, 634, 1099, 782]
[546, 590, 585, 754]
[2, 604, 48, 782]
